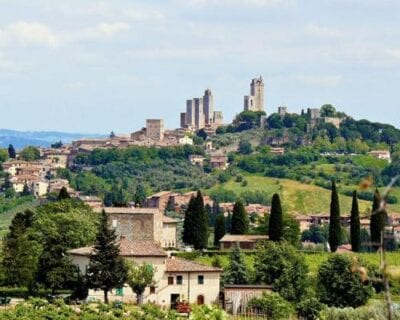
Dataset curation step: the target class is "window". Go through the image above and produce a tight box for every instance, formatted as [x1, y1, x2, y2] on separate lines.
[176, 275, 183, 285]
[150, 286, 156, 294]
[198, 275, 204, 285]
[116, 287, 124, 296]
[168, 276, 174, 285]
[112, 219, 118, 228]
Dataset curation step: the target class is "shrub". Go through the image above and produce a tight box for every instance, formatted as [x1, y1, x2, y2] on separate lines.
[248, 292, 294, 320]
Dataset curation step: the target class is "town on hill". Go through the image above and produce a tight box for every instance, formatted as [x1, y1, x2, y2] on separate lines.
[1, 76, 400, 319]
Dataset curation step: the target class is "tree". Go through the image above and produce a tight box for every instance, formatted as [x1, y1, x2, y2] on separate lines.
[182, 196, 196, 245]
[19, 146, 40, 161]
[192, 191, 209, 249]
[370, 189, 387, 251]
[165, 197, 175, 213]
[51, 141, 63, 148]
[224, 244, 248, 285]
[328, 180, 341, 252]
[231, 200, 249, 235]
[58, 187, 70, 200]
[2, 210, 39, 290]
[238, 139, 252, 155]
[134, 184, 146, 207]
[87, 210, 128, 303]
[8, 144, 16, 159]
[317, 254, 373, 308]
[268, 193, 284, 242]
[320, 104, 336, 117]
[126, 262, 156, 305]
[254, 242, 308, 302]
[103, 192, 113, 207]
[214, 213, 226, 247]
[0, 148, 9, 162]
[21, 183, 31, 196]
[350, 190, 361, 252]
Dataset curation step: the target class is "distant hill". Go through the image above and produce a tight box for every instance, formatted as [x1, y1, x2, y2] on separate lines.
[0, 129, 105, 149]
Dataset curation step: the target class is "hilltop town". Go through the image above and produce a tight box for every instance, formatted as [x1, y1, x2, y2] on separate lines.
[1, 75, 400, 319]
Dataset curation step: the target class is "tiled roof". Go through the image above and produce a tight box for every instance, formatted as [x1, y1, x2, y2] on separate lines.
[166, 257, 222, 273]
[163, 216, 178, 224]
[219, 235, 268, 242]
[69, 240, 167, 257]
[97, 207, 160, 215]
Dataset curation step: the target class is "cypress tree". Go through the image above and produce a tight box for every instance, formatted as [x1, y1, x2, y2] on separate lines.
[8, 144, 16, 159]
[182, 196, 196, 245]
[370, 189, 387, 251]
[192, 190, 208, 250]
[231, 200, 249, 235]
[328, 180, 341, 252]
[225, 244, 248, 285]
[268, 193, 284, 242]
[87, 210, 127, 303]
[58, 186, 70, 200]
[214, 213, 226, 247]
[21, 183, 31, 196]
[350, 190, 360, 252]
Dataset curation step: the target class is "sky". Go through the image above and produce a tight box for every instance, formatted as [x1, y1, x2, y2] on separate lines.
[0, 0, 399, 134]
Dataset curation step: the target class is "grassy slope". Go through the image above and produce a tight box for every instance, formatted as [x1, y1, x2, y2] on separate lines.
[206, 174, 373, 215]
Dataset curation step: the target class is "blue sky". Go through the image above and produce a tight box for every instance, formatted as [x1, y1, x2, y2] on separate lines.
[0, 0, 399, 133]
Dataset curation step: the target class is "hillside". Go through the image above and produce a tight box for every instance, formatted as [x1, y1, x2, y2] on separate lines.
[206, 174, 380, 215]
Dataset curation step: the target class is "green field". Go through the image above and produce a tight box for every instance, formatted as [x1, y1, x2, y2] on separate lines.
[206, 174, 374, 215]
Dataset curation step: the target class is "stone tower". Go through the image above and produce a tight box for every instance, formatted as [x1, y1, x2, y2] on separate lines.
[203, 89, 214, 125]
[244, 76, 264, 112]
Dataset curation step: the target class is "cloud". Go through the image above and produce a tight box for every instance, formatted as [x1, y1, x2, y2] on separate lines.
[289, 74, 343, 87]
[96, 22, 130, 36]
[179, 0, 292, 7]
[0, 21, 58, 47]
[64, 81, 85, 90]
[305, 24, 342, 38]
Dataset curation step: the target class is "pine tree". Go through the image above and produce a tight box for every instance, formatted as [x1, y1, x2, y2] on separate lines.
[350, 190, 360, 252]
[231, 200, 249, 235]
[225, 244, 248, 285]
[328, 180, 341, 252]
[103, 192, 113, 207]
[134, 184, 146, 207]
[370, 189, 387, 251]
[87, 210, 127, 303]
[192, 191, 209, 249]
[268, 193, 284, 242]
[58, 187, 70, 200]
[8, 144, 16, 159]
[214, 213, 226, 247]
[182, 196, 196, 245]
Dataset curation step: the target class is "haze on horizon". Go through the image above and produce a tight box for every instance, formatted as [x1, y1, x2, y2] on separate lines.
[0, 0, 399, 134]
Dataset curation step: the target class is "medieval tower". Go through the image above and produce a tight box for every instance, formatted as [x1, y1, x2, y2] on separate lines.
[244, 76, 264, 112]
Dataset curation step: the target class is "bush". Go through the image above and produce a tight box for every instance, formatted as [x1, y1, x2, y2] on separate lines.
[319, 302, 400, 320]
[248, 292, 294, 320]
[317, 255, 373, 308]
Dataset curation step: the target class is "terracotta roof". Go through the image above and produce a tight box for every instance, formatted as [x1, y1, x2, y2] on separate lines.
[69, 240, 167, 257]
[148, 191, 173, 198]
[163, 216, 178, 224]
[97, 207, 160, 215]
[166, 257, 222, 273]
[219, 235, 268, 242]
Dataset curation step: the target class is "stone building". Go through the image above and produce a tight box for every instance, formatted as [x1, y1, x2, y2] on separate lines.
[203, 89, 214, 125]
[146, 119, 164, 141]
[277, 106, 287, 115]
[244, 76, 264, 112]
[182, 89, 222, 130]
[69, 244, 222, 308]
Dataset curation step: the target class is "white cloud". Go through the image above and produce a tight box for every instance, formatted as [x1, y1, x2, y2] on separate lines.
[290, 74, 343, 87]
[97, 22, 130, 36]
[305, 24, 342, 38]
[0, 21, 58, 48]
[64, 81, 85, 90]
[179, 0, 292, 7]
